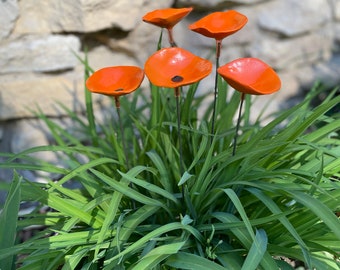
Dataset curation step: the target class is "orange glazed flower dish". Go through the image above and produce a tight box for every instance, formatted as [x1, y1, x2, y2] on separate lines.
[144, 47, 212, 89]
[143, 7, 193, 29]
[217, 58, 281, 95]
[86, 66, 144, 97]
[189, 10, 248, 41]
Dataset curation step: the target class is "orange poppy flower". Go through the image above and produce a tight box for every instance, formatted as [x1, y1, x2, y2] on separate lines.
[86, 66, 144, 97]
[144, 47, 212, 89]
[189, 10, 248, 41]
[217, 58, 281, 95]
[142, 7, 193, 29]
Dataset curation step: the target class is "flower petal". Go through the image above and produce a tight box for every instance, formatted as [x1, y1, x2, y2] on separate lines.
[189, 10, 248, 40]
[217, 58, 281, 95]
[86, 66, 144, 97]
[143, 7, 193, 29]
[144, 47, 212, 88]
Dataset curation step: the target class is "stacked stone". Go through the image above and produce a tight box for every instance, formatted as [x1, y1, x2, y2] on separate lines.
[0, 0, 339, 157]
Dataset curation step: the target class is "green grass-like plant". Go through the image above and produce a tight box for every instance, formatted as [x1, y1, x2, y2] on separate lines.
[0, 73, 339, 269]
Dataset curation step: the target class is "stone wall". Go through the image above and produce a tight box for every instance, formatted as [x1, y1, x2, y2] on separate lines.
[1, 0, 340, 156]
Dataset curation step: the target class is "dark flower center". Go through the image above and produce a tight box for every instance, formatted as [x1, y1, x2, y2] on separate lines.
[171, 75, 183, 82]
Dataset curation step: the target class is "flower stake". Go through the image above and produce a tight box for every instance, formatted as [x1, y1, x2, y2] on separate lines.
[145, 47, 212, 207]
[189, 10, 248, 139]
[217, 57, 281, 155]
[143, 7, 193, 47]
[86, 66, 145, 168]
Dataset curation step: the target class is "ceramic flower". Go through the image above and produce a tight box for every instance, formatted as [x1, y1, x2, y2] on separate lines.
[217, 58, 281, 95]
[144, 47, 212, 91]
[189, 10, 248, 41]
[189, 10, 248, 136]
[142, 7, 193, 29]
[86, 66, 144, 97]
